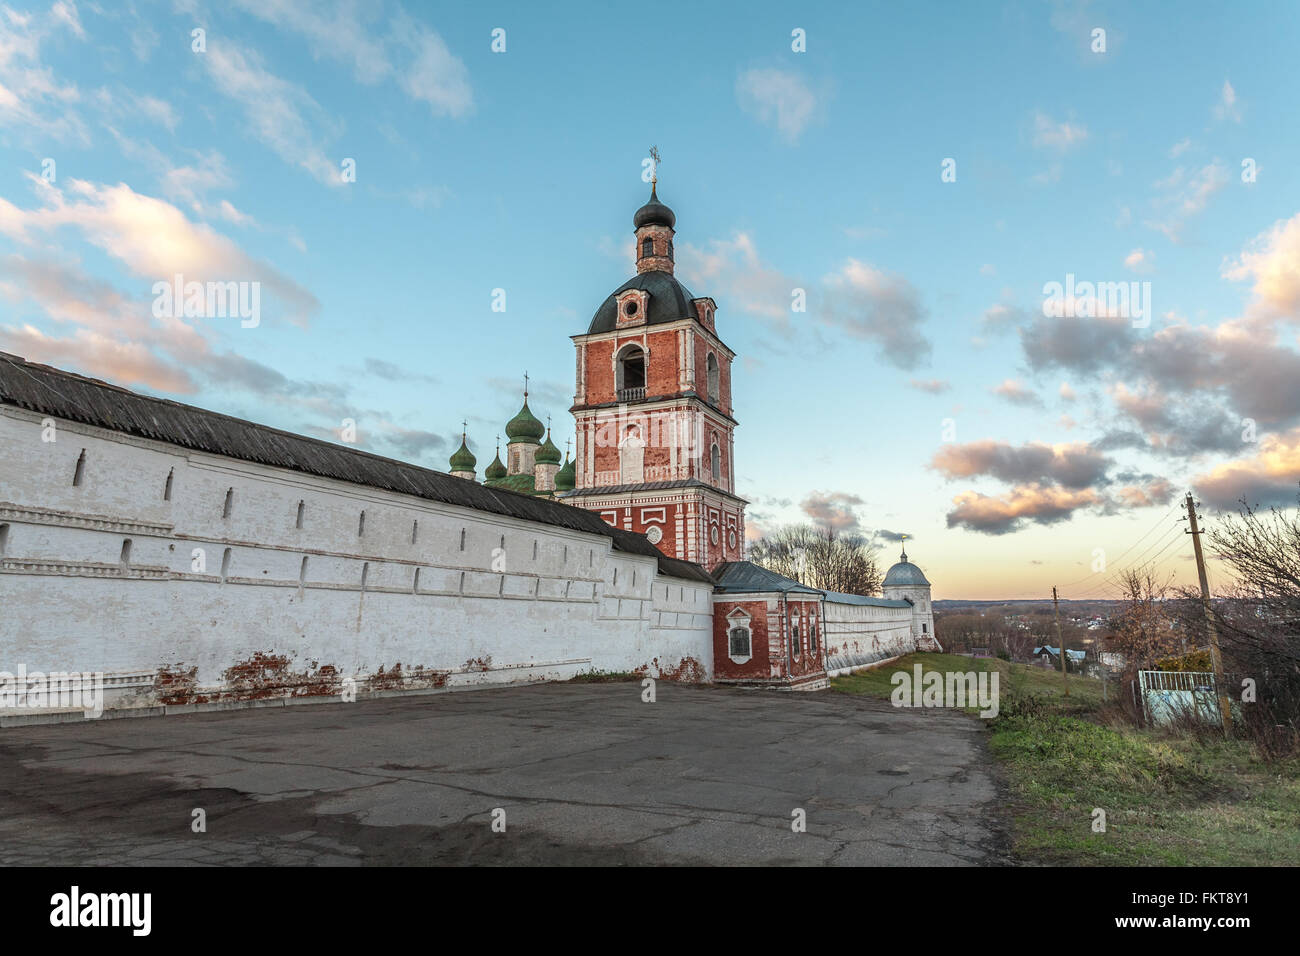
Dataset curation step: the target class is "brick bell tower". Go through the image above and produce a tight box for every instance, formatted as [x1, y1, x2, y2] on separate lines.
[562, 177, 747, 567]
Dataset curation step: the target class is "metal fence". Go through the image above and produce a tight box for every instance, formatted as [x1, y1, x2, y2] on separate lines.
[1137, 670, 1221, 726]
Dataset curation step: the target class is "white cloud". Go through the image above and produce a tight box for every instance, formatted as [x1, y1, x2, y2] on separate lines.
[820, 259, 931, 369]
[201, 45, 342, 187]
[1032, 111, 1088, 151]
[49, 1, 83, 39]
[232, 1, 473, 118]
[391, 12, 473, 118]
[679, 231, 796, 322]
[991, 379, 1043, 406]
[736, 68, 818, 143]
[1222, 210, 1300, 323]
[0, 3, 89, 144]
[1213, 79, 1241, 122]
[1124, 247, 1154, 272]
[1146, 162, 1229, 242]
[0, 175, 318, 323]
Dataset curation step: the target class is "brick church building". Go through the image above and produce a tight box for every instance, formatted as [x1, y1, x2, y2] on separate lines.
[560, 182, 746, 566]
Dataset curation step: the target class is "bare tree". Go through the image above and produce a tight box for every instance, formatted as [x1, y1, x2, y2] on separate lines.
[1202, 490, 1300, 758]
[1109, 567, 1183, 670]
[748, 524, 882, 596]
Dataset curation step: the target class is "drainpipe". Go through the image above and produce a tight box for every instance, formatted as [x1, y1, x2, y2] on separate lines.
[782, 595, 791, 679]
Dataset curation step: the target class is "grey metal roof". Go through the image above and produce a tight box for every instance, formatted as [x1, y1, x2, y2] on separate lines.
[0, 352, 715, 585]
[883, 560, 931, 587]
[588, 270, 698, 334]
[712, 561, 823, 595]
[821, 590, 912, 609]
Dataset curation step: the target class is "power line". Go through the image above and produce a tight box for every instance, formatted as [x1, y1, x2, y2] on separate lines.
[1058, 523, 1184, 599]
[1053, 503, 1182, 592]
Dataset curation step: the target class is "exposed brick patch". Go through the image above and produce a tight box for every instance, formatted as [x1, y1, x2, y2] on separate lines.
[153, 665, 199, 705]
[151, 655, 452, 706]
[634, 655, 706, 683]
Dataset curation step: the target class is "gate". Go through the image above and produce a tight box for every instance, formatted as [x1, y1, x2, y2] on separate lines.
[1137, 670, 1221, 727]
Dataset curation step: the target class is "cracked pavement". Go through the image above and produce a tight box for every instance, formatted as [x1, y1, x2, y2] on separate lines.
[0, 682, 1007, 865]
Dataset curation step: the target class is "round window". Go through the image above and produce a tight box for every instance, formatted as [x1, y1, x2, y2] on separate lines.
[646, 525, 663, 544]
[624, 300, 638, 317]
[710, 526, 719, 545]
[728, 530, 737, 549]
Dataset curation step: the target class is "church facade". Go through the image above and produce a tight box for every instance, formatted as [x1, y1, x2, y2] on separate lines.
[0, 186, 937, 722]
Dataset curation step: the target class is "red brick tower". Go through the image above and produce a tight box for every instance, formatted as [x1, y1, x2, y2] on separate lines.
[562, 182, 747, 567]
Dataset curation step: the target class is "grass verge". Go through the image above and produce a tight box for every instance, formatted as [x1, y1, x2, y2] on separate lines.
[831, 652, 1300, 865]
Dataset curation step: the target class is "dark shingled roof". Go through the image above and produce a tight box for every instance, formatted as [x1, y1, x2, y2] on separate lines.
[712, 561, 823, 595]
[0, 352, 714, 585]
[588, 270, 697, 334]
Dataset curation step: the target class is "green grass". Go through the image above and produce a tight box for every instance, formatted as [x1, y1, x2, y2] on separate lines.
[831, 652, 1300, 866]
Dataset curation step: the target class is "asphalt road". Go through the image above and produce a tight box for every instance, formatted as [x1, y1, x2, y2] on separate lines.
[0, 681, 1006, 866]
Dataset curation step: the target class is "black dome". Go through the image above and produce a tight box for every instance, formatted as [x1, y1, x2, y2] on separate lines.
[588, 271, 696, 334]
[633, 184, 675, 229]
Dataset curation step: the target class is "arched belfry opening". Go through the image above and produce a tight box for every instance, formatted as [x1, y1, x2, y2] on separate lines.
[706, 352, 720, 404]
[616, 345, 646, 401]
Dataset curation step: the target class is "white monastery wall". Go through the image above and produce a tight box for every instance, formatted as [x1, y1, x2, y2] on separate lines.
[0, 406, 713, 713]
[821, 600, 922, 677]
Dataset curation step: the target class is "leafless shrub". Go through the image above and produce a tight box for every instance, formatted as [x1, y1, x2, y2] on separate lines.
[748, 523, 882, 596]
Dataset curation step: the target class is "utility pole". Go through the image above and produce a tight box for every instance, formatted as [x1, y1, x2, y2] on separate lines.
[1185, 492, 1233, 735]
[1053, 586, 1068, 697]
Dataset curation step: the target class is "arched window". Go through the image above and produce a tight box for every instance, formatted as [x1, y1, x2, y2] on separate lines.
[641, 237, 654, 258]
[729, 625, 751, 659]
[616, 345, 646, 400]
[667, 239, 674, 260]
[791, 621, 801, 657]
[710, 443, 721, 481]
[706, 353, 720, 404]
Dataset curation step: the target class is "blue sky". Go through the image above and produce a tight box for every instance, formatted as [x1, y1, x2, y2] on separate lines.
[2, 0, 1298, 598]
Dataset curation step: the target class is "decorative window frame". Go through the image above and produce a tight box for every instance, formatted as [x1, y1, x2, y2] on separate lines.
[726, 607, 753, 664]
[615, 290, 649, 328]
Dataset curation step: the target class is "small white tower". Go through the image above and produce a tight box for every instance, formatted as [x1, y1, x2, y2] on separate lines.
[881, 540, 939, 651]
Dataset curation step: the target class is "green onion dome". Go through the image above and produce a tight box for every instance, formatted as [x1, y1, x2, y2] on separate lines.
[484, 449, 507, 483]
[448, 435, 476, 473]
[554, 455, 576, 492]
[505, 398, 545, 444]
[535, 430, 562, 465]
